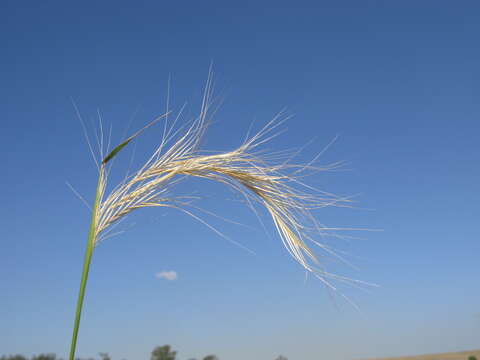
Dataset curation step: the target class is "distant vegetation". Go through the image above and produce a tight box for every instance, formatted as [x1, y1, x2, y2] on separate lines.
[0, 345, 289, 360]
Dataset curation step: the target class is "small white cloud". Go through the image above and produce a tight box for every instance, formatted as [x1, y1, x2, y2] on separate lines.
[155, 270, 178, 281]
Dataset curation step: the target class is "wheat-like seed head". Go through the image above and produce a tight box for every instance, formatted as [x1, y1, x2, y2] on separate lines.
[86, 82, 367, 293]
[67, 78, 373, 360]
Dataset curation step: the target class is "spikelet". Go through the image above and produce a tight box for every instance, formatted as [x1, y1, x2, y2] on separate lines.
[88, 79, 361, 291]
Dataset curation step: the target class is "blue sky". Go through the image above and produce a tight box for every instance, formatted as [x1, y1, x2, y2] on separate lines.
[1, 1, 479, 360]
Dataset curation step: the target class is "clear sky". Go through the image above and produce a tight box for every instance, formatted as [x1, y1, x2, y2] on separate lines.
[1, 1, 479, 360]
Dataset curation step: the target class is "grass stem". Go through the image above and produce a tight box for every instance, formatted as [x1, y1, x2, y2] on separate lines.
[68, 166, 104, 360]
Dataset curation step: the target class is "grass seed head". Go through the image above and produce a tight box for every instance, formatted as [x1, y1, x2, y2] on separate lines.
[90, 84, 358, 291]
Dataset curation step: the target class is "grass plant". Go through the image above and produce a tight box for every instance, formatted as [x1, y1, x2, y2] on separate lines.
[68, 75, 363, 360]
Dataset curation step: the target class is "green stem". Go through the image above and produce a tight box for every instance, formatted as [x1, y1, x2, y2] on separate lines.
[69, 167, 104, 360]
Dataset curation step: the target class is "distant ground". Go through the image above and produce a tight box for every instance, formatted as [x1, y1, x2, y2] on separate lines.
[367, 349, 480, 360]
